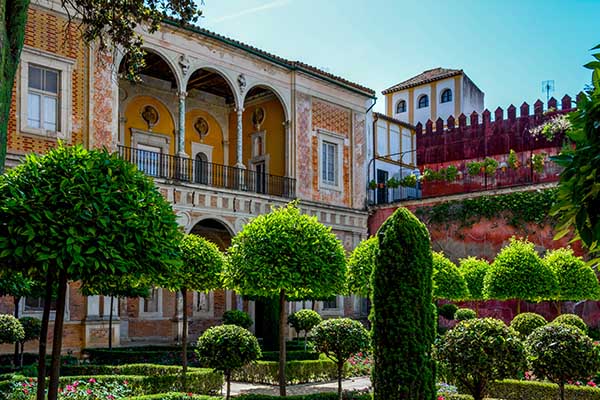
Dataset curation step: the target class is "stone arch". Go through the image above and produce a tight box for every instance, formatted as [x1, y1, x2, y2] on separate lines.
[184, 64, 240, 109]
[243, 82, 290, 121]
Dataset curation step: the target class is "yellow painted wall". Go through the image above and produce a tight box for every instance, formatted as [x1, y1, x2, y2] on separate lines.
[124, 96, 176, 154]
[228, 98, 286, 176]
[184, 109, 224, 164]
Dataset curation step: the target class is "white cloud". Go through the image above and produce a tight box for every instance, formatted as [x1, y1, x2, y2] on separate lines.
[210, 0, 291, 24]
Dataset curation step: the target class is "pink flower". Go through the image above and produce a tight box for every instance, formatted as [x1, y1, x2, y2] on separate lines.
[89, 378, 96, 383]
[123, 380, 128, 385]
[23, 389, 29, 395]
[87, 389, 92, 394]
[108, 395, 115, 400]
[438, 396, 445, 400]
[588, 381, 596, 387]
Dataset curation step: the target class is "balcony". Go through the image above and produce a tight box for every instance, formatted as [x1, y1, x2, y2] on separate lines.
[118, 146, 296, 199]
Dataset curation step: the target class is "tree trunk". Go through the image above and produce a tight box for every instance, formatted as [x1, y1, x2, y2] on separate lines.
[108, 296, 114, 350]
[559, 382, 565, 400]
[278, 289, 287, 396]
[304, 331, 308, 351]
[20, 342, 24, 368]
[225, 371, 231, 400]
[0, 0, 30, 174]
[516, 299, 521, 315]
[337, 362, 343, 400]
[36, 277, 54, 400]
[47, 270, 68, 400]
[13, 297, 19, 367]
[181, 287, 188, 390]
[555, 301, 562, 315]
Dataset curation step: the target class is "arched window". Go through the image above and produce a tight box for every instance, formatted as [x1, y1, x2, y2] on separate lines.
[441, 89, 452, 103]
[195, 152, 209, 185]
[396, 100, 407, 114]
[418, 95, 429, 109]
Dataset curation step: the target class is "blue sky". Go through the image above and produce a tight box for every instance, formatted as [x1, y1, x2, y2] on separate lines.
[200, 0, 599, 114]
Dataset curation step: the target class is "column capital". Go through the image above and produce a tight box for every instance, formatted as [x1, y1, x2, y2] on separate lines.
[236, 106, 245, 114]
[178, 91, 188, 101]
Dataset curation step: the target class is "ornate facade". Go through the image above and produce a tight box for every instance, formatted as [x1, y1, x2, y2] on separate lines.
[0, 0, 375, 353]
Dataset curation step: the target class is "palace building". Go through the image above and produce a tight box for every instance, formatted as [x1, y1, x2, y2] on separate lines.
[0, 0, 376, 352]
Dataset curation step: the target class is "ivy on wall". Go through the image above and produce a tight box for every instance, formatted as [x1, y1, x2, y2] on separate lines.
[414, 188, 557, 229]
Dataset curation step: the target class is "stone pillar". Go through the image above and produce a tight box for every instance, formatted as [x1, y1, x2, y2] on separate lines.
[248, 300, 256, 333]
[178, 91, 187, 157]
[225, 290, 232, 311]
[235, 107, 244, 168]
[284, 120, 292, 177]
[87, 296, 100, 319]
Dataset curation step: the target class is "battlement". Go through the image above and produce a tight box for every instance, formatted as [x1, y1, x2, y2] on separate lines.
[416, 95, 574, 165]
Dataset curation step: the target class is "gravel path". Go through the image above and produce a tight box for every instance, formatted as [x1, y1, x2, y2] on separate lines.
[227, 376, 371, 397]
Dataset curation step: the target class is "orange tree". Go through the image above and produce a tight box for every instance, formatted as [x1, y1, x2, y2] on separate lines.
[225, 202, 346, 396]
[0, 143, 182, 400]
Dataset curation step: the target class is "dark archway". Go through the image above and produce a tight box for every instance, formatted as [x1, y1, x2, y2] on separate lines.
[189, 218, 233, 251]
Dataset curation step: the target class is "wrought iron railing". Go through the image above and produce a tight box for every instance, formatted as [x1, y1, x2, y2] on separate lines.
[118, 146, 296, 199]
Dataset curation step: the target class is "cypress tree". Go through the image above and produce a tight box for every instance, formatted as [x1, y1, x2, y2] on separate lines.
[371, 207, 436, 400]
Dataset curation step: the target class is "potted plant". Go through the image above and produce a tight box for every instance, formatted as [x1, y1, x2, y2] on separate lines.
[400, 174, 417, 188]
[507, 149, 519, 169]
[387, 177, 400, 189]
[484, 157, 498, 177]
[532, 153, 546, 174]
[467, 161, 483, 176]
[368, 180, 377, 190]
[445, 165, 459, 182]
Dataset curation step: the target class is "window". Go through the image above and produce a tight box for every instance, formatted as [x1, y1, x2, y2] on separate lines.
[136, 144, 161, 177]
[418, 95, 429, 109]
[27, 65, 59, 131]
[441, 89, 452, 103]
[141, 288, 161, 315]
[396, 100, 407, 113]
[321, 295, 344, 316]
[195, 292, 210, 313]
[322, 298, 338, 310]
[19, 47, 74, 139]
[321, 141, 338, 186]
[25, 297, 56, 312]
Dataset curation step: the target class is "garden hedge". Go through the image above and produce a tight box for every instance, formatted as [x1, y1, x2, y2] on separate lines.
[231, 360, 348, 384]
[259, 350, 320, 361]
[82, 347, 191, 365]
[447, 380, 600, 400]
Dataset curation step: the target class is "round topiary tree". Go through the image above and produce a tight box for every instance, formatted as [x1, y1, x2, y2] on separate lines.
[0, 314, 25, 345]
[196, 324, 261, 400]
[438, 303, 458, 320]
[552, 314, 588, 334]
[346, 236, 377, 298]
[436, 318, 526, 400]
[510, 312, 547, 338]
[17, 317, 41, 367]
[459, 257, 490, 301]
[288, 309, 321, 350]
[483, 238, 559, 313]
[432, 252, 469, 301]
[311, 318, 370, 400]
[225, 202, 346, 396]
[223, 310, 253, 329]
[170, 234, 225, 379]
[371, 207, 436, 400]
[544, 248, 600, 313]
[526, 324, 600, 400]
[455, 308, 477, 321]
[0, 144, 182, 400]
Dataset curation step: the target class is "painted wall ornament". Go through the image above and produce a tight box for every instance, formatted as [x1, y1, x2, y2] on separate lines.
[237, 73, 247, 94]
[141, 105, 159, 130]
[179, 54, 190, 76]
[194, 117, 209, 140]
[252, 107, 266, 130]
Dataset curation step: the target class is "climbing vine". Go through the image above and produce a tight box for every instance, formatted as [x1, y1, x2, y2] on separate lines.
[415, 188, 557, 229]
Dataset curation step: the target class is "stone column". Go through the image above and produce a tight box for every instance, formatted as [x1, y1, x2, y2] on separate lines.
[178, 91, 187, 157]
[86, 296, 100, 319]
[283, 120, 291, 177]
[235, 107, 244, 168]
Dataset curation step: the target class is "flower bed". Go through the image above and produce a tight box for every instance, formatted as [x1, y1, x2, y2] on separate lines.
[232, 360, 347, 385]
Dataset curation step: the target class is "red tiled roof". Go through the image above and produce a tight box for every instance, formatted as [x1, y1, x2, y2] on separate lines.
[163, 19, 376, 97]
[382, 68, 462, 94]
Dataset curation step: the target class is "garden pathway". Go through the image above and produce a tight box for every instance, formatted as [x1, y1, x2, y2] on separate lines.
[228, 377, 371, 396]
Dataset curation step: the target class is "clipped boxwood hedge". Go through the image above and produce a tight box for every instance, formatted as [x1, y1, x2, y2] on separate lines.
[60, 363, 193, 376]
[259, 351, 320, 361]
[82, 347, 192, 365]
[232, 360, 348, 384]
[488, 379, 600, 400]
[126, 393, 218, 400]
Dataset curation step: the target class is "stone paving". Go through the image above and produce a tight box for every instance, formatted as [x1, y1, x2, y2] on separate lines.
[227, 376, 372, 396]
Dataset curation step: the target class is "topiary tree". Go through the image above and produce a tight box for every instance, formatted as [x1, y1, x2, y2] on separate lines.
[17, 317, 41, 367]
[346, 236, 377, 298]
[436, 318, 526, 400]
[432, 252, 469, 301]
[438, 303, 458, 320]
[223, 310, 253, 329]
[311, 318, 370, 400]
[552, 313, 588, 334]
[483, 238, 559, 313]
[0, 314, 25, 345]
[543, 248, 600, 314]
[510, 312, 547, 338]
[196, 324, 261, 400]
[459, 257, 490, 301]
[527, 324, 600, 400]
[371, 207, 436, 400]
[455, 308, 477, 321]
[0, 144, 182, 400]
[225, 202, 346, 396]
[171, 234, 224, 380]
[287, 309, 321, 350]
